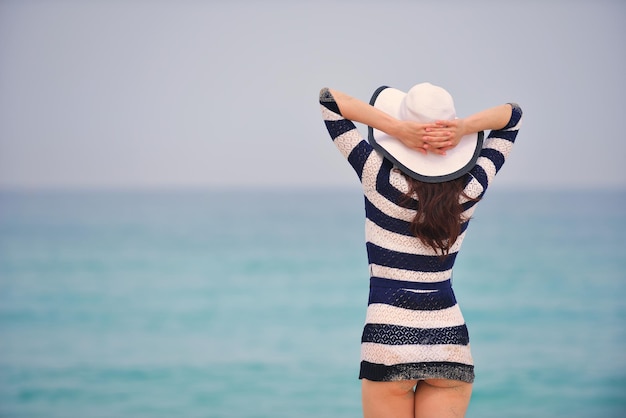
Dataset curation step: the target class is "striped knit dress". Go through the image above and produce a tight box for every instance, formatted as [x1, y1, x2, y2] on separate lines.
[319, 88, 523, 383]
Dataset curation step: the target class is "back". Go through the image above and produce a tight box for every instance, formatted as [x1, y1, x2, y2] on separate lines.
[319, 87, 523, 282]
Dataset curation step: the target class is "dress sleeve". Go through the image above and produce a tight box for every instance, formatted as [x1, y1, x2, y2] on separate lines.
[465, 103, 523, 198]
[319, 88, 375, 182]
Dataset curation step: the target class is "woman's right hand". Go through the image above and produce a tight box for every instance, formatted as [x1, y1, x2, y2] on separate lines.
[389, 120, 463, 155]
[424, 119, 467, 154]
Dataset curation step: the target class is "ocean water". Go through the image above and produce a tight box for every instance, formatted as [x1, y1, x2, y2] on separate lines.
[0, 188, 624, 418]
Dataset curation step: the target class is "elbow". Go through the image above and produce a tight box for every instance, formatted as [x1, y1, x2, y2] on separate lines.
[503, 103, 523, 130]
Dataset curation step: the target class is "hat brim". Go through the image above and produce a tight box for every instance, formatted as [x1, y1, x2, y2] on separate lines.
[368, 86, 483, 183]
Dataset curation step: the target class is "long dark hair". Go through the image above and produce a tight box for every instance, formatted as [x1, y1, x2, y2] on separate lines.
[402, 174, 476, 258]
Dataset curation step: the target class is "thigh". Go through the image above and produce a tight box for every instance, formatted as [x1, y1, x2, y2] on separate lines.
[362, 379, 418, 418]
[415, 379, 472, 418]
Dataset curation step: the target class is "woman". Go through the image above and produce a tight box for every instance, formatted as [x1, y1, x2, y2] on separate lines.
[319, 83, 522, 418]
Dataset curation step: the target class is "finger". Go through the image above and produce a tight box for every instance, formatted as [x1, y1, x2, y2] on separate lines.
[426, 128, 453, 136]
[423, 132, 451, 141]
[424, 138, 453, 147]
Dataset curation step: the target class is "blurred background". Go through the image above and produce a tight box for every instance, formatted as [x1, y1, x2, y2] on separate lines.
[1, 1, 624, 417]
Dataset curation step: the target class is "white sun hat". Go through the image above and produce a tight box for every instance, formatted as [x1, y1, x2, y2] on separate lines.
[368, 82, 483, 183]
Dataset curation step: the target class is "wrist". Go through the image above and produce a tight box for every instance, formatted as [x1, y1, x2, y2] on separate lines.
[387, 119, 402, 139]
[375, 115, 402, 140]
[389, 119, 412, 147]
[455, 118, 468, 137]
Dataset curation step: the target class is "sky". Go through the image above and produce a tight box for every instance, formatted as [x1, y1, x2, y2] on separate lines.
[0, 0, 624, 190]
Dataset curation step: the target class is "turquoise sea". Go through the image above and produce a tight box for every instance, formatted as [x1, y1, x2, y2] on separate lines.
[0, 188, 624, 418]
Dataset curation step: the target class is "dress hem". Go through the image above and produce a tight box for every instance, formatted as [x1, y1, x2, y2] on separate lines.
[359, 361, 475, 383]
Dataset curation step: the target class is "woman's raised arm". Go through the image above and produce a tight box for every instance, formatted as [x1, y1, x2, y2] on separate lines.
[429, 104, 514, 153]
[328, 88, 453, 155]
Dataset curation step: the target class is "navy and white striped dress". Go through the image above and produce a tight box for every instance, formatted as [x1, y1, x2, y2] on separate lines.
[319, 88, 522, 383]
